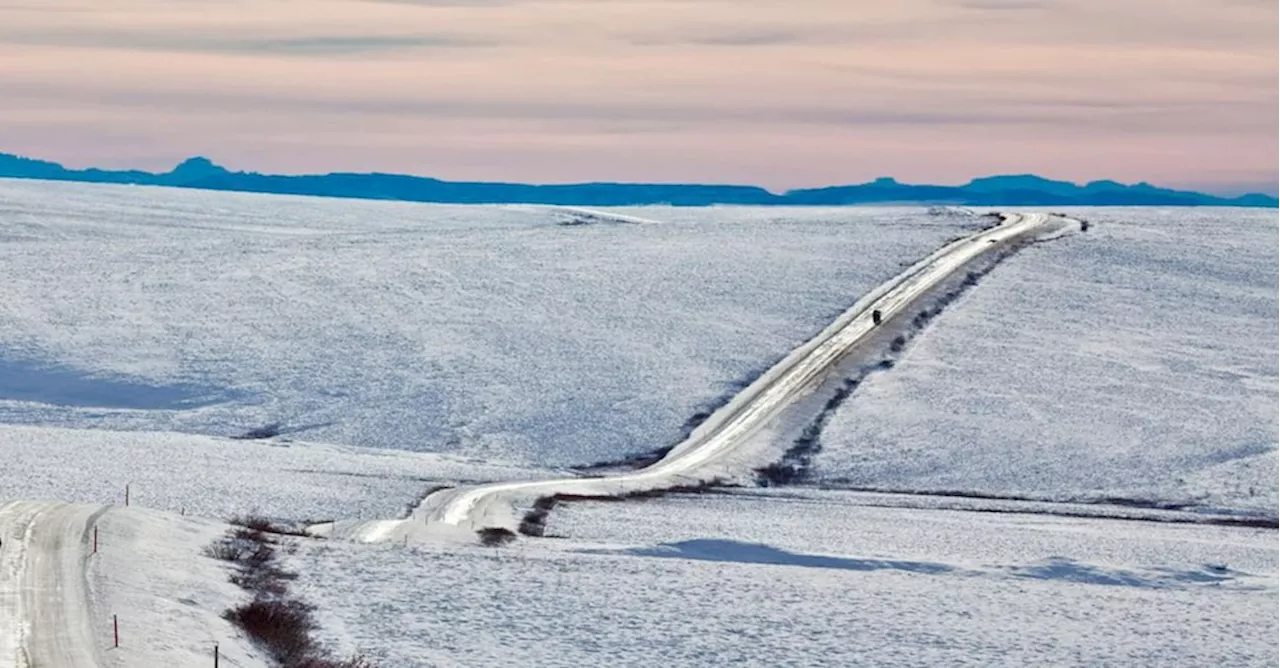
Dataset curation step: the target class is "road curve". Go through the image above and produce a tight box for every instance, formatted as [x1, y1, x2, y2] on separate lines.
[330, 212, 1075, 539]
[0, 501, 108, 668]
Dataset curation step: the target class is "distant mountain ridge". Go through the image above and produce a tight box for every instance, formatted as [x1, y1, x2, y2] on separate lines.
[1, 152, 1274, 207]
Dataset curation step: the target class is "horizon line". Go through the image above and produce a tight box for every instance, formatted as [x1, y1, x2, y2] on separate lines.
[5, 150, 1277, 199]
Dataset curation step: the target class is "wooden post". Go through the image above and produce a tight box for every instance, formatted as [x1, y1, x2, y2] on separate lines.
[113, 614, 119, 648]
[124, 484, 130, 507]
[93, 526, 98, 554]
[214, 643, 219, 667]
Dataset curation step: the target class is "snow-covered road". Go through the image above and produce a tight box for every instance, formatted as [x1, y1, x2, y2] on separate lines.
[0, 501, 107, 668]
[330, 212, 1076, 540]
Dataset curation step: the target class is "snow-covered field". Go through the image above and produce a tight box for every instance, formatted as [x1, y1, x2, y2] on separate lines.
[0, 178, 970, 467]
[1, 180, 1276, 668]
[811, 207, 1279, 518]
[287, 492, 1277, 667]
[328, 212, 1073, 538]
[0, 424, 551, 521]
[87, 507, 267, 668]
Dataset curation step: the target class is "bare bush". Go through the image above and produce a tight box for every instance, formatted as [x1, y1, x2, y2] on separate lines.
[231, 423, 283, 440]
[224, 599, 318, 665]
[209, 523, 377, 667]
[517, 497, 558, 537]
[204, 540, 248, 561]
[477, 527, 518, 546]
[230, 514, 311, 537]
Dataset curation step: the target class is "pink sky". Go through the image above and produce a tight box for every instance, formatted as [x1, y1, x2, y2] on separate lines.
[1, 0, 1276, 193]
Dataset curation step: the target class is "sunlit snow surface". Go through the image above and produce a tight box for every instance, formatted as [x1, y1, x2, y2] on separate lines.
[0, 424, 552, 520]
[813, 207, 1278, 516]
[3, 181, 1277, 668]
[289, 493, 1277, 667]
[0, 178, 969, 466]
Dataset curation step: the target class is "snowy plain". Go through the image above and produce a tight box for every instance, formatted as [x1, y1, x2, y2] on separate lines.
[0, 178, 973, 467]
[287, 492, 1277, 668]
[0, 424, 552, 521]
[1, 180, 1276, 667]
[810, 207, 1279, 518]
[87, 507, 269, 668]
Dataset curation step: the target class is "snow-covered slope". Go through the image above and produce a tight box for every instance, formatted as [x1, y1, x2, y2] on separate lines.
[0, 178, 970, 467]
[290, 493, 1278, 668]
[87, 507, 267, 668]
[812, 207, 1278, 516]
[3, 180, 1275, 667]
[328, 213, 1074, 536]
[0, 502, 263, 668]
[0, 424, 552, 522]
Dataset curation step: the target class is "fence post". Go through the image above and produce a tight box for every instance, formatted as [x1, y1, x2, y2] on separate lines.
[214, 643, 219, 667]
[113, 614, 119, 648]
[93, 526, 98, 554]
[124, 484, 130, 507]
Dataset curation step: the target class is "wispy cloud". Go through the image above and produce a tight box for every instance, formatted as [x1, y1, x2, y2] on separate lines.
[951, 0, 1058, 11]
[0, 0, 1274, 189]
[0, 27, 493, 55]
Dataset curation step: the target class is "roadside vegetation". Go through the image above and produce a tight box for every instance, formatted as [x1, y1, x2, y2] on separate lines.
[515, 480, 727, 538]
[205, 515, 375, 668]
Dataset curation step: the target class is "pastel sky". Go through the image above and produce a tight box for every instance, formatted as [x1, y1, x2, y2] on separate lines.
[2, 0, 1276, 193]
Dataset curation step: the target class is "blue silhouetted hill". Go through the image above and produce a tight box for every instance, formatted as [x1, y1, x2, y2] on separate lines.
[0, 152, 1273, 207]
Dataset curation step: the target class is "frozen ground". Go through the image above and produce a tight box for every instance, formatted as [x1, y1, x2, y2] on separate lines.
[3, 181, 1276, 667]
[0, 501, 267, 668]
[0, 178, 971, 467]
[811, 207, 1278, 517]
[328, 213, 1074, 537]
[289, 492, 1277, 667]
[87, 507, 267, 668]
[0, 424, 552, 522]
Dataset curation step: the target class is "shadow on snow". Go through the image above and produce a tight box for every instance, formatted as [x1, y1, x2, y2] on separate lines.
[583, 538, 954, 575]
[581, 539, 1256, 590]
[0, 355, 240, 410]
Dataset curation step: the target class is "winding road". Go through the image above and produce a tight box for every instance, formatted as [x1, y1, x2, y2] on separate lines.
[0, 212, 1076, 664]
[331, 211, 1077, 539]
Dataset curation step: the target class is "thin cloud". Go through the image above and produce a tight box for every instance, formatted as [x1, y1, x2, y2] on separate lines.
[951, 0, 1057, 10]
[8, 76, 1272, 137]
[0, 28, 494, 55]
[0, 0, 1273, 188]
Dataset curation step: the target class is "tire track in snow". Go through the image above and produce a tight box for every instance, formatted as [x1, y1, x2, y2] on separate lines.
[325, 212, 1078, 540]
[0, 501, 108, 668]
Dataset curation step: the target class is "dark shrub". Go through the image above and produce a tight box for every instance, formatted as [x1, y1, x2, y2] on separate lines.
[230, 514, 310, 537]
[223, 598, 318, 665]
[232, 423, 283, 440]
[518, 497, 558, 536]
[204, 540, 247, 561]
[477, 527, 517, 546]
[755, 462, 803, 486]
[211, 519, 375, 667]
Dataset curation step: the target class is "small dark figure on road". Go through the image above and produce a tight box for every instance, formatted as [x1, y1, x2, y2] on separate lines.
[872, 309, 882, 325]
